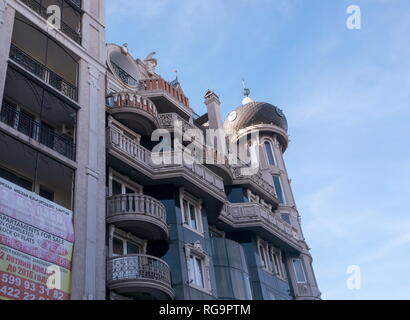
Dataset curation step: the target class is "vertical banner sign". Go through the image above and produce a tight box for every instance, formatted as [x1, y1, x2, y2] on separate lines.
[0, 177, 74, 300]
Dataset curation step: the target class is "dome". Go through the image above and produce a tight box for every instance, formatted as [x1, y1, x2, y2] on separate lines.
[223, 101, 288, 134]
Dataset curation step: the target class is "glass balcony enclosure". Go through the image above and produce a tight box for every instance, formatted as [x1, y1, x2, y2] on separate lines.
[0, 132, 74, 209]
[19, 0, 82, 44]
[11, 15, 79, 101]
[2, 67, 77, 161]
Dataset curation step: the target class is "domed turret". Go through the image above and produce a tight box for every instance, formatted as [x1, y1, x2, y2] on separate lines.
[223, 101, 288, 134]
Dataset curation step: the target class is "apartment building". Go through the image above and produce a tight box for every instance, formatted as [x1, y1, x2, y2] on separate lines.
[0, 0, 320, 300]
[0, 0, 106, 300]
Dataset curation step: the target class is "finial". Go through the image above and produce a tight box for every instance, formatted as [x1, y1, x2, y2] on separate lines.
[121, 43, 129, 55]
[242, 78, 253, 105]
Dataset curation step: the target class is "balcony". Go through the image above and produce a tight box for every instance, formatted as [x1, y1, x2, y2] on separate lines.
[0, 100, 76, 160]
[106, 122, 226, 202]
[9, 44, 78, 101]
[220, 202, 302, 252]
[107, 194, 168, 241]
[137, 78, 191, 116]
[231, 166, 279, 207]
[107, 254, 174, 300]
[111, 62, 139, 87]
[19, 0, 82, 44]
[158, 112, 198, 133]
[106, 92, 159, 135]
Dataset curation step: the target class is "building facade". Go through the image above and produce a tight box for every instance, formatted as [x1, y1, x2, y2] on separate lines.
[0, 0, 320, 300]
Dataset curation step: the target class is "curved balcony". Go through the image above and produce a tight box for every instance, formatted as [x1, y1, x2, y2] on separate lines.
[220, 202, 302, 253]
[106, 92, 159, 135]
[107, 194, 168, 241]
[107, 254, 174, 300]
[232, 166, 279, 208]
[137, 78, 192, 117]
[106, 122, 226, 203]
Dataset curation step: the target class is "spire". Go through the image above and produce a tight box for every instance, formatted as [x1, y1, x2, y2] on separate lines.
[242, 78, 254, 105]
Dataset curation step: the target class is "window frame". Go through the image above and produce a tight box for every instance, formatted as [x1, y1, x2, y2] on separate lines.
[180, 189, 204, 235]
[292, 258, 307, 284]
[109, 226, 147, 257]
[272, 175, 286, 205]
[263, 140, 277, 166]
[184, 243, 212, 294]
[108, 168, 143, 196]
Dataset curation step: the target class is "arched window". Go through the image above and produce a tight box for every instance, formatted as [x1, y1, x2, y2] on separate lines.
[264, 141, 276, 166]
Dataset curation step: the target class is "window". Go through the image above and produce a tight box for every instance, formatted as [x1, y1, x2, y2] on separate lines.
[109, 169, 142, 196]
[40, 186, 54, 202]
[269, 248, 284, 278]
[189, 255, 205, 288]
[258, 239, 286, 279]
[110, 229, 146, 257]
[281, 214, 291, 225]
[258, 244, 268, 269]
[264, 141, 276, 166]
[180, 191, 203, 234]
[292, 259, 307, 283]
[112, 236, 142, 256]
[0, 166, 32, 191]
[185, 243, 211, 293]
[273, 175, 286, 204]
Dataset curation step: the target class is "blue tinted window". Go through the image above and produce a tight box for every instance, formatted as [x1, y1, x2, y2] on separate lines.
[273, 176, 285, 204]
[264, 141, 276, 166]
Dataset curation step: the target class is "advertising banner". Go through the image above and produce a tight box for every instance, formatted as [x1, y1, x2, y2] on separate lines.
[0, 177, 74, 300]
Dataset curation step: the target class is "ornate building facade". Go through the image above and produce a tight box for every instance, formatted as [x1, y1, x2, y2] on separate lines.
[0, 0, 320, 300]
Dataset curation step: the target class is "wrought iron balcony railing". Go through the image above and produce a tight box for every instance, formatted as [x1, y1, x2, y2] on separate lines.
[9, 44, 78, 102]
[111, 62, 139, 87]
[19, 0, 82, 44]
[107, 254, 173, 290]
[0, 101, 76, 161]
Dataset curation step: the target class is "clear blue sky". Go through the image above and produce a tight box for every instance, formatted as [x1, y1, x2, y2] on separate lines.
[106, 0, 410, 300]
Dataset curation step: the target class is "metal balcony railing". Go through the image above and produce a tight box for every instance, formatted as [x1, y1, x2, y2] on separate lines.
[19, 0, 82, 44]
[9, 44, 78, 102]
[107, 254, 172, 286]
[111, 62, 139, 87]
[0, 101, 76, 160]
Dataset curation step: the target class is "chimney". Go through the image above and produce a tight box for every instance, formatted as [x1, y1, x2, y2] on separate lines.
[204, 90, 222, 129]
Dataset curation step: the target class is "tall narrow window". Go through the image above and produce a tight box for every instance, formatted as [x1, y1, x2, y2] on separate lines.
[181, 196, 203, 234]
[292, 259, 307, 283]
[259, 244, 268, 269]
[269, 249, 283, 277]
[273, 175, 286, 204]
[189, 255, 205, 288]
[264, 141, 276, 166]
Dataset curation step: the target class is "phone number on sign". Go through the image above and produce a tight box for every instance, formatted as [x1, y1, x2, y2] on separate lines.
[0, 271, 68, 300]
